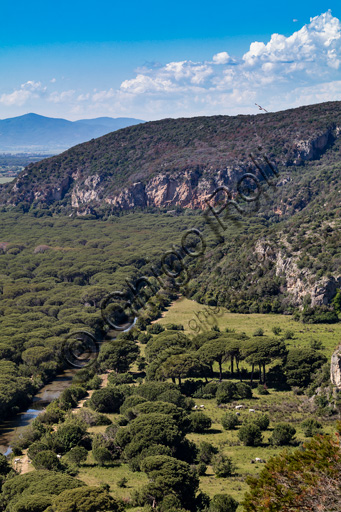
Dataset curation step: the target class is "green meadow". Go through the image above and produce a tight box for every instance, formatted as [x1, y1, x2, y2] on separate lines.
[72, 299, 340, 509]
[156, 297, 341, 359]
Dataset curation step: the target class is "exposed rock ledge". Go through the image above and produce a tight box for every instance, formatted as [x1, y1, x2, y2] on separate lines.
[331, 345, 341, 388]
[71, 168, 238, 210]
[255, 240, 341, 307]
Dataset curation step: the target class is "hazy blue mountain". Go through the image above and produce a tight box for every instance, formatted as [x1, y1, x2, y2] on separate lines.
[0, 113, 144, 153]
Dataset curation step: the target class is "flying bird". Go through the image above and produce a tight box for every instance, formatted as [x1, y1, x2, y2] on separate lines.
[255, 103, 269, 113]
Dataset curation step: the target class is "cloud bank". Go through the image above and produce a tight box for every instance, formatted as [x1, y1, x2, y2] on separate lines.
[1, 11, 341, 119]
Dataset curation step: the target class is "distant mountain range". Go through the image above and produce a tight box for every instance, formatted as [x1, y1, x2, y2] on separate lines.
[0, 113, 144, 153]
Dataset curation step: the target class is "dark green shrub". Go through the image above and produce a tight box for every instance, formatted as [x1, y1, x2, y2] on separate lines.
[212, 454, 235, 477]
[301, 419, 323, 437]
[189, 412, 212, 433]
[108, 373, 134, 385]
[27, 441, 49, 460]
[89, 388, 124, 413]
[209, 494, 239, 512]
[66, 446, 88, 465]
[165, 323, 184, 331]
[198, 441, 218, 464]
[137, 332, 151, 344]
[235, 382, 252, 399]
[216, 382, 237, 404]
[238, 424, 262, 446]
[147, 324, 165, 334]
[221, 412, 239, 430]
[248, 414, 270, 431]
[32, 450, 61, 471]
[270, 423, 296, 446]
[257, 384, 269, 395]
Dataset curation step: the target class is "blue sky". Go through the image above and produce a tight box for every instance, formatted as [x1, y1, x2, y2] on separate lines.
[1, 1, 341, 120]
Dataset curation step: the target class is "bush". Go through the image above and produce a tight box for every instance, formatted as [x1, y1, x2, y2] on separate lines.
[235, 382, 252, 399]
[27, 441, 49, 460]
[53, 421, 87, 453]
[78, 409, 112, 427]
[253, 328, 264, 336]
[165, 323, 184, 331]
[108, 373, 135, 385]
[272, 326, 282, 335]
[117, 477, 128, 488]
[301, 419, 323, 437]
[196, 461, 207, 475]
[66, 446, 88, 465]
[147, 324, 165, 334]
[51, 486, 124, 512]
[212, 454, 235, 477]
[221, 412, 239, 430]
[198, 442, 218, 464]
[270, 423, 296, 446]
[284, 330, 295, 340]
[194, 381, 219, 399]
[257, 384, 269, 395]
[138, 332, 151, 344]
[216, 382, 237, 404]
[245, 414, 270, 431]
[190, 412, 212, 433]
[209, 494, 239, 512]
[38, 402, 65, 425]
[301, 306, 339, 324]
[32, 450, 61, 471]
[238, 424, 262, 446]
[92, 446, 112, 466]
[87, 375, 102, 390]
[89, 388, 124, 413]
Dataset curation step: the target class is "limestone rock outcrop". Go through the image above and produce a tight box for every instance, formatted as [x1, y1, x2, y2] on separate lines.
[331, 345, 341, 388]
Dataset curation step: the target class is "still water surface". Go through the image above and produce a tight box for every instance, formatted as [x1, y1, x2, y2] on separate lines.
[0, 369, 77, 455]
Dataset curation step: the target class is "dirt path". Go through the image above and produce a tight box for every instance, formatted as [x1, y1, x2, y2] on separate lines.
[12, 450, 34, 475]
[71, 372, 111, 415]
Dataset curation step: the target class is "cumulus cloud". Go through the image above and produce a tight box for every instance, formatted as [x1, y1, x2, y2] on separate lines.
[0, 81, 46, 106]
[212, 52, 232, 64]
[48, 90, 75, 103]
[1, 11, 340, 119]
[112, 10, 341, 117]
[242, 10, 341, 72]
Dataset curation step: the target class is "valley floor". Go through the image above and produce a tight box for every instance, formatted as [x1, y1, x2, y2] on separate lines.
[62, 299, 340, 509]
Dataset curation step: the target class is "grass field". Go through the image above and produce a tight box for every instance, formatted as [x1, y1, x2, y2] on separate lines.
[155, 297, 341, 359]
[0, 177, 14, 184]
[72, 299, 340, 510]
[76, 387, 339, 510]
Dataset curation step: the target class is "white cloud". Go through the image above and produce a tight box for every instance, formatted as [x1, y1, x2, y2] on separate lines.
[48, 90, 75, 103]
[112, 10, 341, 117]
[92, 89, 116, 102]
[0, 81, 46, 106]
[1, 11, 340, 120]
[212, 52, 232, 64]
[242, 10, 341, 71]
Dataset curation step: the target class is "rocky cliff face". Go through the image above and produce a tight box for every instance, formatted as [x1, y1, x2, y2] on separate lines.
[255, 240, 341, 308]
[1, 102, 340, 211]
[54, 127, 340, 212]
[331, 345, 341, 388]
[71, 167, 238, 211]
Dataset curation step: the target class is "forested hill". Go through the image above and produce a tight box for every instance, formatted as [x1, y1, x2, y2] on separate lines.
[0, 101, 341, 213]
